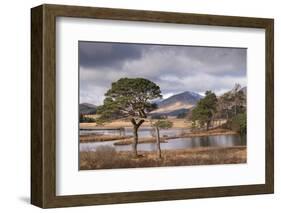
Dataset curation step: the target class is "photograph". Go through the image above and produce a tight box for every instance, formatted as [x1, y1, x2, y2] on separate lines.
[30, 4, 274, 208]
[78, 41, 247, 170]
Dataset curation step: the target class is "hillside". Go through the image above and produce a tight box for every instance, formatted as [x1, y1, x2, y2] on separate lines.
[150, 91, 202, 117]
[79, 103, 97, 115]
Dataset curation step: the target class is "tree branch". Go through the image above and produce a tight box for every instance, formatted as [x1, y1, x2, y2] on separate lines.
[136, 119, 145, 128]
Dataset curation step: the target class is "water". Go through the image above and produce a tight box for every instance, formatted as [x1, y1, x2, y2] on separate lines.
[80, 127, 187, 137]
[80, 130, 245, 152]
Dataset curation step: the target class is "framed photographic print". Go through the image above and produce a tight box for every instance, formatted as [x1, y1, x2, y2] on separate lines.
[31, 4, 274, 208]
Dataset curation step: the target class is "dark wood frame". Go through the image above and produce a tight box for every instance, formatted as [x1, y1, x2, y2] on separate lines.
[31, 4, 274, 208]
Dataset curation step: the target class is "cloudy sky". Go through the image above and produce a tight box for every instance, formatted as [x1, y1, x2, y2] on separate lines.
[79, 41, 246, 105]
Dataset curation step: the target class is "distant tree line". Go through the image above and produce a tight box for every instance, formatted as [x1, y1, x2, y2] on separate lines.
[191, 84, 246, 136]
[79, 114, 96, 123]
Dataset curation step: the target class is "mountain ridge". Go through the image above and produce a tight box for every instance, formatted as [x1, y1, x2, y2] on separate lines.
[79, 103, 97, 115]
[79, 91, 203, 117]
[158, 91, 202, 108]
[150, 91, 202, 117]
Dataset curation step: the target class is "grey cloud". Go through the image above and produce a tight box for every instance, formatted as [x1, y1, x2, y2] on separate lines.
[79, 41, 145, 69]
[79, 42, 247, 105]
[145, 45, 246, 77]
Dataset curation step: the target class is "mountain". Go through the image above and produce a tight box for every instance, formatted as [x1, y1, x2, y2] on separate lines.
[150, 91, 202, 117]
[158, 91, 202, 108]
[79, 103, 97, 115]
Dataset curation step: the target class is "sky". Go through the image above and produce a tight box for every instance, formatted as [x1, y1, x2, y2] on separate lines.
[79, 41, 247, 105]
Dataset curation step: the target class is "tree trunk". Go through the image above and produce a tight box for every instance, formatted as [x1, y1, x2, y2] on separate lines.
[120, 127, 125, 136]
[155, 127, 162, 159]
[132, 126, 138, 156]
[131, 118, 145, 157]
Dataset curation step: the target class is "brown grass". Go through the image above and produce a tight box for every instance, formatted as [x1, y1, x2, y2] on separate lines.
[183, 128, 238, 137]
[80, 118, 192, 129]
[80, 146, 246, 170]
[80, 134, 132, 143]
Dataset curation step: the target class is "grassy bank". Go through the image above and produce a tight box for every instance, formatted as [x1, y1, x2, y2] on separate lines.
[113, 137, 167, 145]
[80, 146, 246, 170]
[80, 118, 192, 129]
[184, 128, 238, 137]
[80, 134, 131, 143]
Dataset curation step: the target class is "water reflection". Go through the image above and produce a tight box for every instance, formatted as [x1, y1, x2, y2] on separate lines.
[80, 134, 246, 152]
[80, 127, 189, 137]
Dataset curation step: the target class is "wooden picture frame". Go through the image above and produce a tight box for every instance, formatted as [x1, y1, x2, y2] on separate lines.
[31, 4, 274, 208]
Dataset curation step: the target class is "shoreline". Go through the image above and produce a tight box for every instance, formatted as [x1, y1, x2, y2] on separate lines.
[80, 134, 131, 143]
